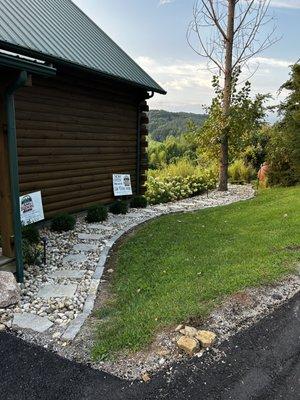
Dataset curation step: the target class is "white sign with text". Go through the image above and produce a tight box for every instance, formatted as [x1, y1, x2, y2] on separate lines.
[20, 191, 44, 226]
[113, 174, 133, 196]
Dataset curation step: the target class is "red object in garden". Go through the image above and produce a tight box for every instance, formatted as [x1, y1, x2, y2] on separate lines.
[258, 162, 269, 183]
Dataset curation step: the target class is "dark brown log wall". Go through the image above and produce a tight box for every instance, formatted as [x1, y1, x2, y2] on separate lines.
[14, 70, 148, 217]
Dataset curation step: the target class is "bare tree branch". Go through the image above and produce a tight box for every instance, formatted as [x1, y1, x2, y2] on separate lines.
[187, 0, 279, 191]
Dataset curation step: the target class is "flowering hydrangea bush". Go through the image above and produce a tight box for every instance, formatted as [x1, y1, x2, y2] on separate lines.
[146, 171, 217, 205]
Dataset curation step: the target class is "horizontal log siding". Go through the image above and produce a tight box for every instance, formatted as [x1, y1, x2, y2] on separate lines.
[15, 73, 145, 217]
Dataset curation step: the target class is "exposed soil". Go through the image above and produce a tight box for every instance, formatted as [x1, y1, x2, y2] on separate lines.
[58, 227, 300, 380]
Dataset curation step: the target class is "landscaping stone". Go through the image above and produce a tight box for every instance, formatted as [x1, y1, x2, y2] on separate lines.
[196, 330, 217, 348]
[177, 336, 199, 356]
[62, 254, 87, 265]
[78, 233, 103, 241]
[73, 243, 99, 252]
[13, 313, 53, 333]
[0, 323, 5, 332]
[88, 224, 114, 231]
[175, 324, 184, 332]
[142, 372, 151, 383]
[0, 272, 20, 308]
[37, 284, 77, 299]
[272, 293, 283, 301]
[49, 270, 85, 279]
[179, 326, 198, 337]
[1, 184, 255, 367]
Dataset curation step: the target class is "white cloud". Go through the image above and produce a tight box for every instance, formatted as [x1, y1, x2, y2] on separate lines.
[158, 0, 174, 5]
[136, 56, 212, 90]
[271, 0, 300, 9]
[136, 56, 292, 113]
[136, 56, 213, 112]
[249, 56, 293, 68]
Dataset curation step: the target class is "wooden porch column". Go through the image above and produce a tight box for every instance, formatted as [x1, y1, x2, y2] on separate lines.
[0, 91, 14, 257]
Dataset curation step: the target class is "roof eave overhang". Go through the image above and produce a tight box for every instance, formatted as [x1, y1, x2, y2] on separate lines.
[0, 52, 57, 77]
[0, 41, 167, 95]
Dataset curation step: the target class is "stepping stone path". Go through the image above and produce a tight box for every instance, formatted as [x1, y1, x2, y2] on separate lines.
[49, 270, 85, 279]
[62, 253, 87, 265]
[2, 185, 255, 346]
[13, 313, 53, 333]
[73, 243, 99, 252]
[37, 284, 77, 299]
[78, 233, 103, 241]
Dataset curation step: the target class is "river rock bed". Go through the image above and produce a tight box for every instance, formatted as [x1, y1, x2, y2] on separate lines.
[1, 185, 257, 364]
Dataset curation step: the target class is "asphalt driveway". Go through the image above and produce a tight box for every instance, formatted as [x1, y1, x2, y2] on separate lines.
[0, 292, 299, 400]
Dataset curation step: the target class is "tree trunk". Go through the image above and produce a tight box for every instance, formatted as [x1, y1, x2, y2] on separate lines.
[218, 0, 235, 191]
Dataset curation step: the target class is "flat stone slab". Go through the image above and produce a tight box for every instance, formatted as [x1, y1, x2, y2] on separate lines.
[78, 233, 103, 241]
[62, 254, 87, 265]
[109, 216, 130, 224]
[37, 284, 77, 299]
[13, 313, 53, 333]
[49, 270, 85, 279]
[73, 243, 99, 252]
[88, 224, 114, 231]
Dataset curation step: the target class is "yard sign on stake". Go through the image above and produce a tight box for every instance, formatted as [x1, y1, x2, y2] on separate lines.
[19, 191, 44, 226]
[113, 174, 133, 196]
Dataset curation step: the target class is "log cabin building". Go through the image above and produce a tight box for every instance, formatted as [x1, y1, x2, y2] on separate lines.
[0, 0, 166, 280]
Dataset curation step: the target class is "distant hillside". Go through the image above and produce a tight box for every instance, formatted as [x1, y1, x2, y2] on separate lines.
[149, 110, 207, 142]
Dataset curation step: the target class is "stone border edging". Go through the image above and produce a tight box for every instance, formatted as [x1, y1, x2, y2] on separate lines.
[61, 187, 255, 342]
[60, 222, 147, 342]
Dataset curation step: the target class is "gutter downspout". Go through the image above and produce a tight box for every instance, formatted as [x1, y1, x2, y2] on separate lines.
[136, 92, 154, 195]
[5, 71, 28, 283]
[136, 104, 141, 195]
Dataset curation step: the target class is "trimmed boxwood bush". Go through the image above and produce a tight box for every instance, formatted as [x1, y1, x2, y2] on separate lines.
[130, 195, 148, 209]
[22, 224, 40, 244]
[109, 200, 128, 215]
[86, 204, 108, 223]
[51, 213, 76, 232]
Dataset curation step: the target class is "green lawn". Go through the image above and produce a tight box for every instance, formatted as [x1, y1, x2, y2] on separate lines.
[92, 186, 300, 360]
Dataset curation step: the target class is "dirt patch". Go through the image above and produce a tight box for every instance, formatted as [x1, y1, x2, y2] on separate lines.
[58, 265, 299, 380]
[285, 245, 300, 252]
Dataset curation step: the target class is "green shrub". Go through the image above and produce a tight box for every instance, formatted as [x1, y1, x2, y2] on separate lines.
[22, 224, 40, 245]
[130, 195, 148, 209]
[266, 127, 299, 187]
[86, 205, 108, 223]
[228, 159, 255, 184]
[109, 200, 128, 215]
[157, 158, 199, 179]
[267, 166, 297, 187]
[146, 170, 217, 205]
[51, 213, 76, 232]
[22, 239, 43, 265]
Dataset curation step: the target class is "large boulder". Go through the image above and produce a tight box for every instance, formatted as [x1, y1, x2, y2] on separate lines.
[0, 272, 20, 308]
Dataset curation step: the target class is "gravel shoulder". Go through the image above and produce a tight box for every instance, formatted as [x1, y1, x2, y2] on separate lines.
[1, 291, 299, 400]
[63, 271, 300, 380]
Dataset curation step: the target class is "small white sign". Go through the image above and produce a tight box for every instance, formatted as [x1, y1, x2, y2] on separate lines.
[20, 191, 44, 226]
[113, 174, 133, 196]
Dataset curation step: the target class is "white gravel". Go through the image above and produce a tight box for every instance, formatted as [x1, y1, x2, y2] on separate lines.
[2, 183, 281, 376]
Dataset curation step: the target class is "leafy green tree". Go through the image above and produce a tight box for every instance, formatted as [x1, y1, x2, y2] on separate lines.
[267, 64, 300, 186]
[190, 74, 270, 168]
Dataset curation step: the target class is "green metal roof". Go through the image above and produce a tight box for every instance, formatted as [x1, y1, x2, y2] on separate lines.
[0, 0, 166, 94]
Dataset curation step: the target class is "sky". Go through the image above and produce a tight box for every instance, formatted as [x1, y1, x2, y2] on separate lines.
[72, 0, 300, 114]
